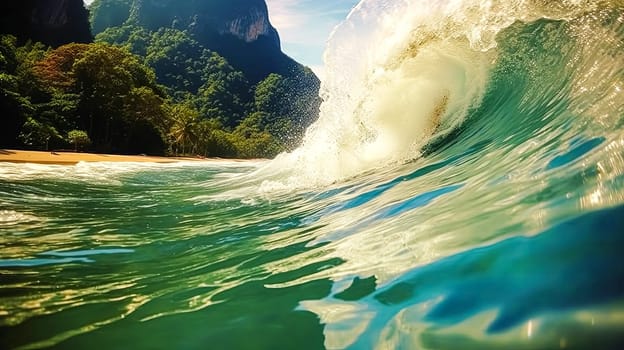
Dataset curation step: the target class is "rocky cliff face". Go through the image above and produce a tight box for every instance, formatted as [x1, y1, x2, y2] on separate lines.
[0, 0, 92, 47]
[90, 0, 305, 83]
[116, 0, 280, 47]
[221, 5, 280, 46]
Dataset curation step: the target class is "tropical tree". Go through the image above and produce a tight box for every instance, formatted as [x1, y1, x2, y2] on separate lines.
[0, 35, 39, 147]
[67, 129, 91, 151]
[18, 117, 62, 150]
[32, 43, 91, 91]
[14, 40, 47, 98]
[1, 13, 321, 158]
[62, 43, 164, 152]
[166, 103, 199, 155]
[232, 112, 281, 158]
[145, 28, 209, 93]
[196, 52, 250, 127]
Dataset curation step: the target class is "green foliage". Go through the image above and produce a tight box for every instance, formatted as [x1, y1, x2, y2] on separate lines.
[195, 119, 235, 157]
[196, 58, 249, 127]
[14, 41, 48, 99]
[254, 73, 290, 116]
[253, 72, 320, 150]
[3, 0, 323, 158]
[69, 43, 166, 153]
[145, 28, 210, 93]
[32, 43, 91, 91]
[232, 112, 281, 158]
[19, 117, 62, 150]
[95, 25, 151, 56]
[87, 1, 321, 158]
[208, 130, 238, 158]
[94, 23, 286, 158]
[89, 0, 134, 35]
[67, 129, 91, 151]
[0, 35, 34, 146]
[166, 102, 200, 155]
[0, 35, 18, 72]
[19, 40, 168, 154]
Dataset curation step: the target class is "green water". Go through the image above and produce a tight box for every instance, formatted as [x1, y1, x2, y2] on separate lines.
[2, 1, 624, 349]
[0, 163, 334, 348]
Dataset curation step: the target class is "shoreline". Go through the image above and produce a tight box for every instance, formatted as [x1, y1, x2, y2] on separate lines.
[0, 149, 239, 165]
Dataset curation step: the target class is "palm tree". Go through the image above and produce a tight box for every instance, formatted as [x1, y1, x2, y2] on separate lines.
[168, 104, 199, 155]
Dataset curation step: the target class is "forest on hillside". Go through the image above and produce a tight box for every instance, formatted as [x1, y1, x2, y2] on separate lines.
[0, 0, 321, 158]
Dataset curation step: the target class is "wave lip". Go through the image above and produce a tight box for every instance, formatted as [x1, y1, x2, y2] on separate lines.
[261, 0, 623, 189]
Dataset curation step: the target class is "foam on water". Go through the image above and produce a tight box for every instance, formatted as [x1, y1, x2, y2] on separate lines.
[254, 0, 622, 191]
[2, 1, 624, 349]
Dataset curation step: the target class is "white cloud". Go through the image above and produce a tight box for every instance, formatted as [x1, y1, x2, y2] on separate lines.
[265, 0, 306, 31]
[266, 0, 357, 45]
[265, 0, 359, 71]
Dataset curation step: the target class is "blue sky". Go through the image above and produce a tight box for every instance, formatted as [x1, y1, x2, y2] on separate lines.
[265, 0, 359, 78]
[83, 0, 359, 79]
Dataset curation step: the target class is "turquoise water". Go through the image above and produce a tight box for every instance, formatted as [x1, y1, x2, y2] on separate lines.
[2, 1, 624, 349]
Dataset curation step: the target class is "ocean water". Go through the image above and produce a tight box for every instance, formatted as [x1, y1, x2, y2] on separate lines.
[2, 0, 624, 349]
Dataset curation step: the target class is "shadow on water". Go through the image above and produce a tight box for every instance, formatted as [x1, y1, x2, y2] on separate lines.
[333, 204, 624, 348]
[546, 137, 605, 170]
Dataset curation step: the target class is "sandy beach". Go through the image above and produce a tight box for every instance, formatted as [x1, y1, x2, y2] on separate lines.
[0, 149, 210, 165]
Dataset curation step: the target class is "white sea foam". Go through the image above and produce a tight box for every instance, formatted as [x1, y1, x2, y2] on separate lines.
[254, 0, 605, 190]
[0, 160, 259, 183]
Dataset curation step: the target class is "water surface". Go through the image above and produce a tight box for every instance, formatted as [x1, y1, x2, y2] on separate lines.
[2, 0, 624, 349]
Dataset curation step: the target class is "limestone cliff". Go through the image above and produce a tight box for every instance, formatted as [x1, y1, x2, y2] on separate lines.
[90, 0, 309, 83]
[121, 0, 280, 47]
[220, 5, 280, 46]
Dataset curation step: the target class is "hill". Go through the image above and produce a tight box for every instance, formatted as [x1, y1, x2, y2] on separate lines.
[0, 0, 321, 158]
